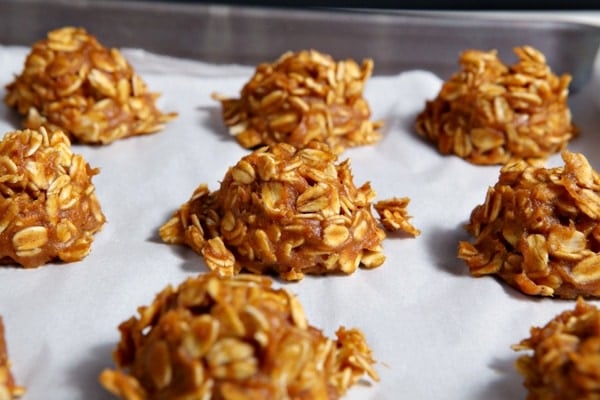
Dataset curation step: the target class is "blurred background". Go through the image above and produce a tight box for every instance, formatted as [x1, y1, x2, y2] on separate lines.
[124, 0, 598, 9]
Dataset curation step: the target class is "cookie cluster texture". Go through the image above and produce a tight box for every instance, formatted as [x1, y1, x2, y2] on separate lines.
[100, 273, 378, 400]
[5, 27, 176, 144]
[214, 49, 382, 154]
[416, 46, 574, 165]
[459, 151, 600, 298]
[160, 142, 418, 280]
[514, 298, 600, 400]
[0, 128, 105, 268]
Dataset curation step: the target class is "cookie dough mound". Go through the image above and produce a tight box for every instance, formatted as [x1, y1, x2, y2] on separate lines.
[213, 49, 382, 154]
[458, 151, 600, 298]
[416, 46, 574, 165]
[160, 142, 418, 280]
[513, 298, 600, 399]
[99, 273, 378, 400]
[0, 128, 105, 268]
[5, 27, 176, 144]
[0, 318, 24, 399]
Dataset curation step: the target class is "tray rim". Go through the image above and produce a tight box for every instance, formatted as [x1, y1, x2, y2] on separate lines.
[1, 0, 599, 91]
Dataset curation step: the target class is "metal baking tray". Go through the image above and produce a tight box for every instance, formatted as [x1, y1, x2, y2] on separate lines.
[2, 2, 600, 400]
[1, 0, 599, 91]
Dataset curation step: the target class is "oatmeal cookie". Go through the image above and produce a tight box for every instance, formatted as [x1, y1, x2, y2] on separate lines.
[416, 46, 574, 165]
[5, 27, 176, 144]
[514, 298, 600, 399]
[213, 49, 382, 154]
[160, 142, 418, 280]
[0, 318, 24, 399]
[100, 272, 378, 399]
[459, 151, 600, 298]
[0, 128, 105, 268]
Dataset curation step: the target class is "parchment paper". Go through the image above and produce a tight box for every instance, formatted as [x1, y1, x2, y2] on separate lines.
[1, 45, 600, 400]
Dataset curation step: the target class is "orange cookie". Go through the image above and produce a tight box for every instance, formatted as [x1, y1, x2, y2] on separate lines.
[0, 128, 105, 268]
[160, 142, 418, 280]
[0, 318, 24, 399]
[100, 272, 378, 399]
[514, 298, 600, 399]
[213, 49, 382, 154]
[416, 46, 574, 165]
[5, 27, 176, 144]
[459, 151, 600, 298]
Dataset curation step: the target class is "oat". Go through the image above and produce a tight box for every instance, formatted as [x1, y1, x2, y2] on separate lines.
[0, 128, 105, 268]
[374, 197, 421, 237]
[99, 272, 378, 399]
[4, 27, 177, 144]
[0, 318, 25, 399]
[513, 298, 600, 399]
[160, 142, 417, 280]
[213, 49, 382, 154]
[458, 151, 600, 298]
[416, 46, 574, 165]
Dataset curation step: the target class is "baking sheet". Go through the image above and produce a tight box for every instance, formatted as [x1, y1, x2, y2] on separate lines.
[1, 5, 600, 400]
